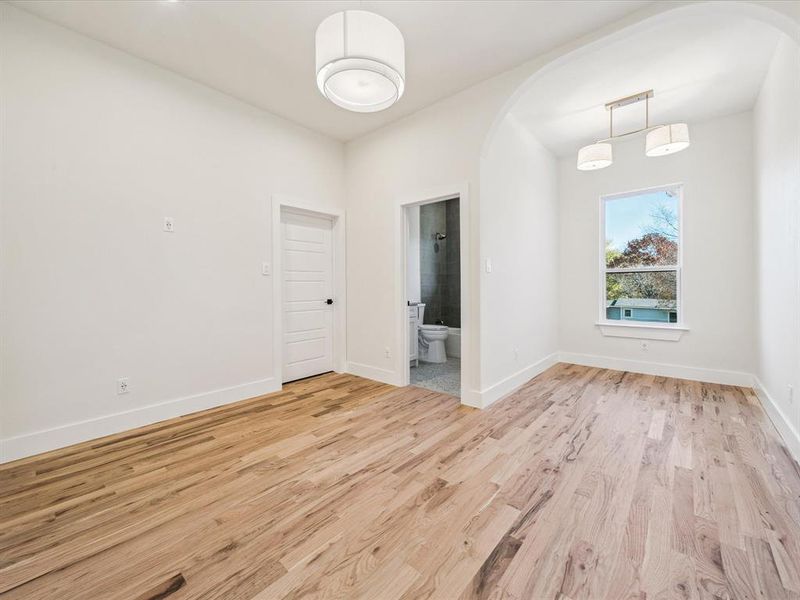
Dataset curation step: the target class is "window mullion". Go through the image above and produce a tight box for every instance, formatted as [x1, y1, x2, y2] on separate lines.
[605, 266, 679, 274]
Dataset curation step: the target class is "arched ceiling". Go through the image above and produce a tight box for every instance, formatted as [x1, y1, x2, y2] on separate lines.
[509, 12, 783, 156]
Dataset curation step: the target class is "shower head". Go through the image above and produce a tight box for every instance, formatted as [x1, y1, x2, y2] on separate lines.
[435, 232, 447, 240]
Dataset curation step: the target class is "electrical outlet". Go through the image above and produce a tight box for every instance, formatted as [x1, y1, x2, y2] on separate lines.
[640, 341, 649, 352]
[384, 346, 391, 359]
[163, 217, 174, 232]
[262, 262, 271, 276]
[117, 377, 129, 395]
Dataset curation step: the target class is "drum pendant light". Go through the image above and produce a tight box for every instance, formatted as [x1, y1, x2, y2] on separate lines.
[577, 143, 613, 171]
[316, 10, 405, 113]
[645, 123, 691, 156]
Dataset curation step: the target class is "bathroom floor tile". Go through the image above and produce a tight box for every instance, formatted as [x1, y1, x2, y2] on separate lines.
[411, 357, 460, 397]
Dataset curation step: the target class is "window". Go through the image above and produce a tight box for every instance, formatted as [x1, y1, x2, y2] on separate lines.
[602, 185, 681, 326]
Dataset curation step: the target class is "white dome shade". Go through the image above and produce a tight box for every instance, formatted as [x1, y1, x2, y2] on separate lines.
[316, 11, 405, 113]
[577, 143, 613, 171]
[646, 123, 690, 156]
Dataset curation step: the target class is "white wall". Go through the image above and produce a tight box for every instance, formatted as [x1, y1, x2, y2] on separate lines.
[754, 34, 800, 453]
[340, 0, 647, 395]
[344, 71, 527, 395]
[0, 6, 344, 461]
[478, 116, 559, 406]
[558, 112, 756, 381]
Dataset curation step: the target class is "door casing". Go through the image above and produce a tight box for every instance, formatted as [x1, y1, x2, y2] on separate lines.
[271, 194, 346, 388]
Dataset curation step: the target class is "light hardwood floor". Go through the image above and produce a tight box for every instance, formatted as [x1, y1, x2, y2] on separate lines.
[2, 364, 800, 599]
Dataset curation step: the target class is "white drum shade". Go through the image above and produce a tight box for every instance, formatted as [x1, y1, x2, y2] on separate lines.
[645, 123, 690, 156]
[577, 143, 613, 171]
[316, 10, 405, 113]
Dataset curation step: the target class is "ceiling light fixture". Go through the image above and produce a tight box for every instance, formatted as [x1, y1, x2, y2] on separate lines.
[576, 90, 690, 171]
[645, 123, 691, 156]
[315, 10, 405, 113]
[577, 143, 613, 171]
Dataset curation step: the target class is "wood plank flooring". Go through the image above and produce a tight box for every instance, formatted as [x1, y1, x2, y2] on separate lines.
[2, 364, 800, 599]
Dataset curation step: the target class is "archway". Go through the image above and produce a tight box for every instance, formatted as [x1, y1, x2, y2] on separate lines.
[474, 0, 799, 409]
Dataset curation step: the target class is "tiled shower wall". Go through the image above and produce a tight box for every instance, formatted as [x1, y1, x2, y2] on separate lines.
[419, 198, 460, 327]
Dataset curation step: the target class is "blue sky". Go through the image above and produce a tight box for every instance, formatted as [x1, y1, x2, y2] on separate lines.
[605, 190, 678, 252]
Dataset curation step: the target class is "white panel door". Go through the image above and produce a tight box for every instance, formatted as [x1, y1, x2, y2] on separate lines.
[281, 211, 334, 383]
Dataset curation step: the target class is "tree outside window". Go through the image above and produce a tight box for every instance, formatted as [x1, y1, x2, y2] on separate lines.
[602, 186, 681, 325]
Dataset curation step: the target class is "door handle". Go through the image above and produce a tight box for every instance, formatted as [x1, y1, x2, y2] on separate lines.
[326, 299, 333, 305]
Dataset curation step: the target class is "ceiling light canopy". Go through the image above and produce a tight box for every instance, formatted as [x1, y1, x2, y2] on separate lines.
[576, 90, 690, 171]
[315, 10, 405, 113]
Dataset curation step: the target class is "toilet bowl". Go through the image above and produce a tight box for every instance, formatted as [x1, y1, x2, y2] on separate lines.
[419, 324, 449, 363]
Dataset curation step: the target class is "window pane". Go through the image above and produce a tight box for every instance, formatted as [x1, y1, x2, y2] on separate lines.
[606, 271, 677, 323]
[605, 188, 679, 268]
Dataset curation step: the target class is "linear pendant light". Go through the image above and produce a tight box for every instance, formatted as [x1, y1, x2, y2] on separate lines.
[315, 10, 405, 113]
[576, 90, 690, 171]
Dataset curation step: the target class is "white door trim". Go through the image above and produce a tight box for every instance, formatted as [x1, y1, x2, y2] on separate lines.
[271, 194, 346, 387]
[395, 182, 476, 404]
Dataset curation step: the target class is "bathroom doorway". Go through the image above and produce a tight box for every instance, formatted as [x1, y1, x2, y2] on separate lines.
[404, 196, 462, 397]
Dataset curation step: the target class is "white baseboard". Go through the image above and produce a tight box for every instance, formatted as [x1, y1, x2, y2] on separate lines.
[459, 388, 483, 408]
[0, 377, 280, 464]
[558, 352, 753, 387]
[752, 377, 800, 464]
[469, 353, 559, 410]
[345, 361, 403, 387]
[3, 354, 779, 464]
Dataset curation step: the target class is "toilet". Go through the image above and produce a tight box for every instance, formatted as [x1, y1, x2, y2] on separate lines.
[417, 304, 449, 363]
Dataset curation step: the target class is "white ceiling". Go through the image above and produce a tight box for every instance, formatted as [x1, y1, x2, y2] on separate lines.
[13, 0, 653, 141]
[510, 12, 781, 157]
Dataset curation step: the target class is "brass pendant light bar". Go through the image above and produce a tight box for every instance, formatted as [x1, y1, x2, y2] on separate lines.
[595, 89, 659, 142]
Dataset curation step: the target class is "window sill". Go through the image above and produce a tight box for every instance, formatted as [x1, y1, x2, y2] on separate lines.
[596, 321, 688, 341]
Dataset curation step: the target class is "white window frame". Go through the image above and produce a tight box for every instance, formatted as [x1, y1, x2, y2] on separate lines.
[597, 183, 688, 341]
